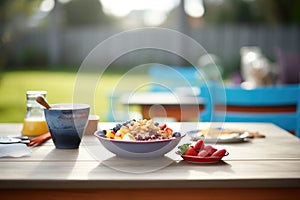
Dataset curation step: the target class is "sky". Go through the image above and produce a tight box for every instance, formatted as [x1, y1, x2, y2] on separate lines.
[36, 0, 205, 26]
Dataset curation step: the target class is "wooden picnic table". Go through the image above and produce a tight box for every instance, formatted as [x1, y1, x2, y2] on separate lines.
[0, 122, 300, 200]
[121, 92, 205, 121]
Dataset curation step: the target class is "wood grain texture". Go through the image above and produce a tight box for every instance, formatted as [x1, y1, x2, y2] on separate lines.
[2, 188, 300, 200]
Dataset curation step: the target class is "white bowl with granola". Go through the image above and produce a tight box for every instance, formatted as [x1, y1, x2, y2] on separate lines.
[94, 119, 184, 159]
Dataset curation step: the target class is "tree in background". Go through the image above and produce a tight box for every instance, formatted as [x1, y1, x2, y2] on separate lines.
[62, 0, 115, 27]
[203, 0, 300, 25]
[0, 0, 41, 71]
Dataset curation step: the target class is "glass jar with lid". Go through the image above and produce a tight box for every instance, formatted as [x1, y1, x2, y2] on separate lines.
[21, 91, 49, 137]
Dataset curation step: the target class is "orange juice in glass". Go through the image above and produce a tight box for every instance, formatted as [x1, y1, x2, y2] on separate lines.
[21, 91, 49, 137]
[22, 118, 49, 137]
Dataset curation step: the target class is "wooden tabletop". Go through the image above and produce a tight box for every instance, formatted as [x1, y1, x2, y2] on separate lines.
[1, 122, 300, 199]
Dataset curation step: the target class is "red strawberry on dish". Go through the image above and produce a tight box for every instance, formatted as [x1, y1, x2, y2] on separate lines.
[197, 150, 209, 157]
[194, 140, 204, 151]
[184, 146, 198, 156]
[204, 145, 217, 156]
[212, 149, 227, 157]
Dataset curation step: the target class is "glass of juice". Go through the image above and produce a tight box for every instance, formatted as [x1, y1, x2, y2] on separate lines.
[21, 91, 49, 137]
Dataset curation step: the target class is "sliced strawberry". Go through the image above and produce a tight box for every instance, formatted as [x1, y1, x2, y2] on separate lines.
[203, 145, 212, 153]
[184, 146, 198, 156]
[197, 150, 209, 157]
[194, 140, 204, 151]
[210, 147, 218, 155]
[204, 145, 218, 156]
[212, 149, 227, 157]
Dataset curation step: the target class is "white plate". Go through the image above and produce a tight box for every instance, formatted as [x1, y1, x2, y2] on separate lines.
[187, 130, 249, 143]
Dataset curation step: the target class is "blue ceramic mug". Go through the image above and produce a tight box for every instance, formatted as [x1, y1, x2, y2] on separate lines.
[44, 104, 90, 149]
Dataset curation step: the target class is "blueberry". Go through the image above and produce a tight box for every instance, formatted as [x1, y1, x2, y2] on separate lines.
[113, 123, 122, 132]
[172, 132, 181, 138]
[122, 120, 131, 126]
[99, 130, 106, 138]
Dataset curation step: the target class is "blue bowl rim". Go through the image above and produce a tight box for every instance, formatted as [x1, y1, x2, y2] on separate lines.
[45, 103, 90, 110]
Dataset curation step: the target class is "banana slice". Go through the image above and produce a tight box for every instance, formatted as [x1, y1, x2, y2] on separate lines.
[122, 133, 136, 141]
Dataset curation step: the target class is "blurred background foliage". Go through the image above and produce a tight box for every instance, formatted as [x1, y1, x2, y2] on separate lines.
[204, 0, 300, 25]
[1, 0, 299, 73]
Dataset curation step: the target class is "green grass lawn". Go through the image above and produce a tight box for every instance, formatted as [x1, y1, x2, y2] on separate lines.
[0, 70, 149, 122]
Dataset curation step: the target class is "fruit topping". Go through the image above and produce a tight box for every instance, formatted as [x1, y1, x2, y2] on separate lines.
[172, 132, 181, 138]
[104, 119, 182, 141]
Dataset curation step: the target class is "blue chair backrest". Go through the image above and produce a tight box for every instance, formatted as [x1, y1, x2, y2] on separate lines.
[212, 84, 300, 137]
[148, 65, 200, 92]
[148, 65, 213, 121]
[216, 85, 298, 106]
[297, 84, 300, 138]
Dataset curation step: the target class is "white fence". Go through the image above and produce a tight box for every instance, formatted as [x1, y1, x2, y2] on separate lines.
[7, 25, 300, 70]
